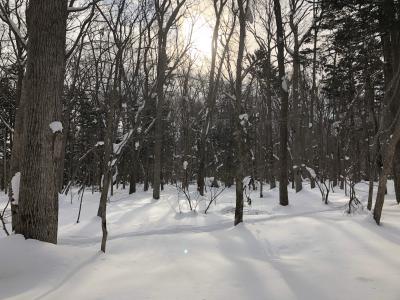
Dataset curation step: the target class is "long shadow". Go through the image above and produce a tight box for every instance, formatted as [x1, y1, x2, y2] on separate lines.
[32, 252, 101, 300]
[59, 219, 234, 246]
[59, 201, 345, 247]
[207, 224, 338, 300]
[315, 216, 400, 268]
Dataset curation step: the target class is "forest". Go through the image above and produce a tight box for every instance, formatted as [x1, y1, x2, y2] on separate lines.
[0, 0, 400, 299]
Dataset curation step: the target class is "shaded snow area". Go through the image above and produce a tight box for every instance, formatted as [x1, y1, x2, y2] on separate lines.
[1, 182, 400, 300]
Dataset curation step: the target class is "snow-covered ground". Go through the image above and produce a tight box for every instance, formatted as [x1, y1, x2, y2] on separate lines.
[1, 181, 399, 300]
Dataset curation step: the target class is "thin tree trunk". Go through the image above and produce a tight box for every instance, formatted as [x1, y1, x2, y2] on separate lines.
[234, 0, 247, 226]
[9, 60, 25, 232]
[274, 0, 289, 206]
[153, 30, 167, 200]
[265, 43, 275, 189]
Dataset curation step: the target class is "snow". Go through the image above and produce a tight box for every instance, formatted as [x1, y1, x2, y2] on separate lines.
[282, 76, 288, 92]
[183, 161, 188, 170]
[113, 130, 134, 155]
[239, 114, 248, 126]
[49, 121, 63, 133]
[10, 172, 21, 204]
[108, 158, 117, 167]
[239, 113, 248, 121]
[95, 141, 104, 147]
[1, 182, 400, 299]
[306, 167, 316, 179]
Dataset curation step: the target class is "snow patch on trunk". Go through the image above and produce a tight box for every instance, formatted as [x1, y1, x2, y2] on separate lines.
[11, 172, 21, 204]
[49, 121, 63, 133]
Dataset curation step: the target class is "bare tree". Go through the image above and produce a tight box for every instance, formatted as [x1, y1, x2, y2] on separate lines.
[197, 0, 228, 196]
[273, 0, 289, 206]
[233, 0, 250, 225]
[153, 0, 187, 200]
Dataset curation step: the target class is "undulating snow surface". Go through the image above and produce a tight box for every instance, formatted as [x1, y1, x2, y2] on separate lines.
[1, 181, 399, 300]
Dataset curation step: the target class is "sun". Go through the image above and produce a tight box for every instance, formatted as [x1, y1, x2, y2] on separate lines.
[183, 15, 213, 60]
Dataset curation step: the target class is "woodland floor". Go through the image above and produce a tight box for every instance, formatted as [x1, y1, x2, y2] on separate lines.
[0, 181, 400, 300]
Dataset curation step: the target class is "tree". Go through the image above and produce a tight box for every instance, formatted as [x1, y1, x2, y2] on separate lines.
[16, 0, 68, 243]
[273, 0, 289, 206]
[197, 0, 228, 196]
[153, 0, 187, 200]
[233, 0, 249, 225]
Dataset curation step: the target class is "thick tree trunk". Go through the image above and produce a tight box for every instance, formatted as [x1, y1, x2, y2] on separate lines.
[373, 68, 400, 223]
[379, 0, 400, 203]
[16, 0, 67, 243]
[373, 125, 400, 223]
[274, 0, 289, 206]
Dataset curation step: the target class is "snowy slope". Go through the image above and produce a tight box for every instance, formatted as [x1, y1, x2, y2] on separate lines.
[0, 182, 399, 300]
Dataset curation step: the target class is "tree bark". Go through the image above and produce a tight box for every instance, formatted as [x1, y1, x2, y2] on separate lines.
[274, 0, 289, 206]
[373, 117, 400, 224]
[16, 0, 67, 243]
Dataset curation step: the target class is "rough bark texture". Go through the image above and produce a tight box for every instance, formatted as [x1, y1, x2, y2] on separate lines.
[274, 0, 289, 206]
[16, 0, 67, 243]
[373, 115, 400, 224]
[380, 0, 400, 203]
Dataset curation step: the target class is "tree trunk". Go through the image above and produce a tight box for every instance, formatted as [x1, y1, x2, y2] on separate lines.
[265, 43, 276, 189]
[197, 1, 226, 196]
[98, 105, 113, 251]
[291, 43, 302, 193]
[274, 0, 289, 206]
[9, 61, 25, 232]
[393, 143, 400, 204]
[233, 0, 247, 226]
[375, 108, 400, 223]
[379, 0, 400, 203]
[129, 152, 137, 195]
[16, 0, 67, 243]
[153, 30, 167, 200]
